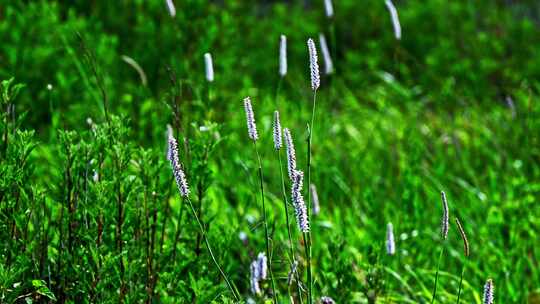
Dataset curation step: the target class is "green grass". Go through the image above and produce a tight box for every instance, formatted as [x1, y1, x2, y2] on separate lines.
[1, 1, 540, 303]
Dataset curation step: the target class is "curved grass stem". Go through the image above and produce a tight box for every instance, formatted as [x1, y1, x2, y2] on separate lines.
[253, 142, 278, 303]
[305, 90, 317, 304]
[431, 246, 446, 303]
[456, 263, 466, 304]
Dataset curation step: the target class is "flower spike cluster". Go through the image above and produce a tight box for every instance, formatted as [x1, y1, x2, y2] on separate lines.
[167, 133, 190, 197]
[283, 128, 297, 179]
[243, 97, 259, 141]
[291, 170, 309, 232]
[307, 38, 320, 91]
[273, 111, 282, 150]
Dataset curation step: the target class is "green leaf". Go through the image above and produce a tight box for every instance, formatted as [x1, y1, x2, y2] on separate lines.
[31, 280, 57, 301]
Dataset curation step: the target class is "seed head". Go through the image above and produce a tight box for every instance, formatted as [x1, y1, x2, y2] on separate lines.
[483, 279, 494, 304]
[440, 191, 449, 240]
[310, 184, 320, 216]
[279, 35, 287, 77]
[167, 134, 190, 197]
[324, 0, 334, 18]
[320, 296, 336, 304]
[319, 33, 334, 75]
[283, 128, 297, 179]
[386, 222, 396, 255]
[291, 170, 310, 232]
[307, 38, 320, 91]
[250, 260, 261, 295]
[257, 252, 268, 280]
[273, 111, 282, 150]
[455, 217, 470, 257]
[385, 0, 402, 40]
[204, 53, 214, 82]
[243, 97, 259, 141]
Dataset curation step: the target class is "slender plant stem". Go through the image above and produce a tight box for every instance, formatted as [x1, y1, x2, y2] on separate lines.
[184, 196, 240, 300]
[431, 246, 446, 303]
[305, 90, 317, 304]
[456, 263, 466, 304]
[277, 151, 303, 304]
[275, 74, 302, 304]
[307, 90, 317, 215]
[171, 196, 186, 261]
[275, 77, 283, 103]
[302, 232, 312, 304]
[253, 141, 278, 303]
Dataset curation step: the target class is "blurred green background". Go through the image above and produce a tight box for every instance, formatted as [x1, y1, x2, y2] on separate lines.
[1, 0, 539, 303]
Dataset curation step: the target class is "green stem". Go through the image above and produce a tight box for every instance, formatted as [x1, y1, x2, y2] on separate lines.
[185, 196, 240, 300]
[305, 90, 317, 304]
[456, 263, 466, 304]
[302, 232, 312, 304]
[253, 142, 278, 303]
[307, 90, 317, 216]
[431, 246, 446, 303]
[275, 77, 283, 104]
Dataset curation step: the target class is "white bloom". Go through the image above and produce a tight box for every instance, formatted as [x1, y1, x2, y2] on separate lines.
[283, 128, 296, 179]
[483, 279, 494, 304]
[307, 38, 320, 91]
[386, 222, 396, 255]
[324, 0, 334, 18]
[440, 191, 449, 240]
[273, 111, 282, 150]
[385, 0, 402, 40]
[168, 134, 190, 197]
[243, 97, 258, 141]
[319, 33, 334, 75]
[291, 170, 309, 232]
[165, 0, 176, 17]
[279, 35, 287, 77]
[204, 53, 214, 82]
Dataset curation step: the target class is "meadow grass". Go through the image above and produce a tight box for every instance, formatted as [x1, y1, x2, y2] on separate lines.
[1, 1, 540, 303]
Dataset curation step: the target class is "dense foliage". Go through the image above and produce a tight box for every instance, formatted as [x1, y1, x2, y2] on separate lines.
[1, 0, 539, 303]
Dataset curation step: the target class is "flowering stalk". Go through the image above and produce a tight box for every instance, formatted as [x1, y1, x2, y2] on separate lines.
[306, 38, 320, 304]
[243, 97, 278, 302]
[455, 217, 469, 304]
[431, 191, 450, 304]
[276, 123, 303, 302]
[168, 134, 239, 300]
[291, 169, 312, 303]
